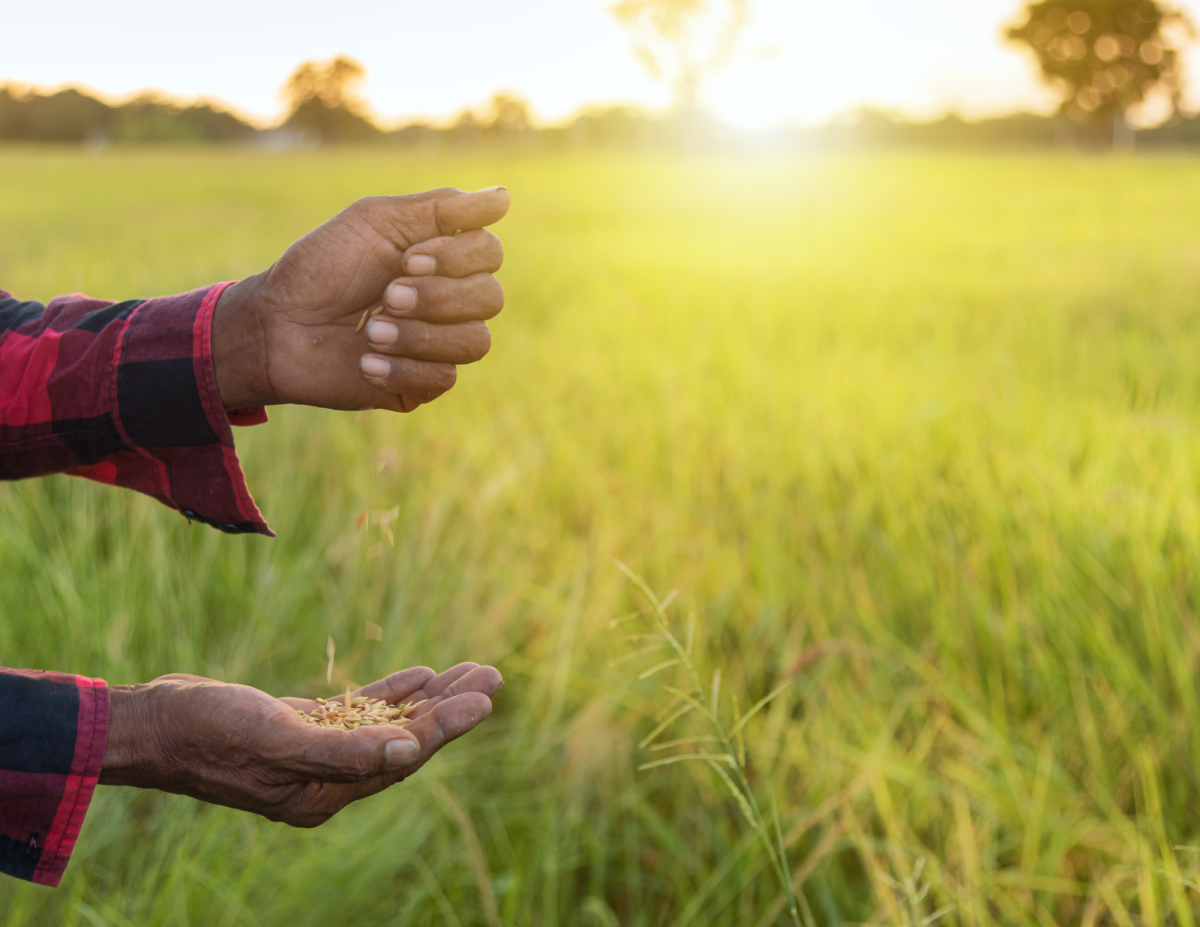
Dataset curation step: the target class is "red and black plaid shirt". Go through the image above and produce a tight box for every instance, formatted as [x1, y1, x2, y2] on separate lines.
[0, 282, 272, 886]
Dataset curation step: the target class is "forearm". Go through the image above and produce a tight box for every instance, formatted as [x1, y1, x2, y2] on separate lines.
[211, 272, 273, 411]
[98, 684, 158, 789]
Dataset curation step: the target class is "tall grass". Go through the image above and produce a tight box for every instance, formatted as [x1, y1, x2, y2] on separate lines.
[3, 148, 1200, 923]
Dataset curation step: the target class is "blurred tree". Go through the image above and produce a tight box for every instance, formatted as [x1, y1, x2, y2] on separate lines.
[0, 84, 256, 143]
[280, 57, 381, 144]
[282, 57, 365, 111]
[114, 94, 255, 143]
[610, 0, 750, 110]
[0, 85, 114, 141]
[446, 110, 483, 149]
[487, 92, 531, 133]
[1007, 1, 1193, 142]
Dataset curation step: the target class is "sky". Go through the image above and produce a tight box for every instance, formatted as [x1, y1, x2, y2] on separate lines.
[3, 0, 1200, 129]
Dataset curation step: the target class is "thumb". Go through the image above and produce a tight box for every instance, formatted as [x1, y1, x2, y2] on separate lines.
[363, 186, 510, 248]
[429, 186, 510, 236]
[281, 724, 421, 782]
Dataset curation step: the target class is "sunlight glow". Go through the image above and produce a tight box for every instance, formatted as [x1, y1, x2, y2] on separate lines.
[3, 0, 1200, 127]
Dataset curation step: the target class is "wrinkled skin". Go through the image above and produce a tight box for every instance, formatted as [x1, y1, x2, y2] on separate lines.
[101, 664, 503, 826]
[212, 186, 509, 413]
[101, 187, 511, 822]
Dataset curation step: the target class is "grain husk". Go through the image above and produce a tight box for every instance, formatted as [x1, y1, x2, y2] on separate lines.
[295, 695, 422, 731]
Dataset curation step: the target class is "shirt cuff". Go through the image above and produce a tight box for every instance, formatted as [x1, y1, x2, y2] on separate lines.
[71, 282, 273, 536]
[0, 670, 108, 888]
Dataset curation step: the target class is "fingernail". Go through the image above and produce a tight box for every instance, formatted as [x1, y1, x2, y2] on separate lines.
[407, 254, 436, 276]
[478, 186, 508, 193]
[386, 284, 417, 312]
[385, 737, 420, 769]
[361, 355, 389, 378]
[366, 319, 399, 345]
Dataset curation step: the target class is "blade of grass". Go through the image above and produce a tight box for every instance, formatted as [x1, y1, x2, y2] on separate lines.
[730, 682, 792, 735]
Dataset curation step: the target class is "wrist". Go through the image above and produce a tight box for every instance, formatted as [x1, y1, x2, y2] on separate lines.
[212, 275, 273, 410]
[100, 684, 162, 787]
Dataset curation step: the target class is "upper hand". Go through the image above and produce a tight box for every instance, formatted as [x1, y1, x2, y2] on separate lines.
[212, 187, 510, 413]
[100, 663, 503, 826]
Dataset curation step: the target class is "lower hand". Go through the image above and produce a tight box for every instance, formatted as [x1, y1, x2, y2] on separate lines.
[100, 663, 502, 826]
[213, 186, 510, 414]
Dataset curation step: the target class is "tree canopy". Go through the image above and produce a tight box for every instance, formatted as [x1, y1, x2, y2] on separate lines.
[1007, 1, 1193, 127]
[280, 57, 381, 143]
[610, 0, 749, 110]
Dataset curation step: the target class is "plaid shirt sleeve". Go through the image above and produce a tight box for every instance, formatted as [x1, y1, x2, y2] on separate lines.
[0, 282, 272, 536]
[0, 283, 274, 887]
[0, 671, 108, 887]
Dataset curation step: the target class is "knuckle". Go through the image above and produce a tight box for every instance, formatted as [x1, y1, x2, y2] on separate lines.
[350, 196, 380, 218]
[415, 321, 434, 354]
[430, 708, 450, 747]
[475, 323, 492, 359]
[432, 199, 454, 236]
[392, 356, 417, 386]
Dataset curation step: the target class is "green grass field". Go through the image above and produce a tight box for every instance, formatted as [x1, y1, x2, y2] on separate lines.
[4, 147, 1200, 925]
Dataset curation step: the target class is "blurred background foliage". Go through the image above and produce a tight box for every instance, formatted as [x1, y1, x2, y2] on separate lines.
[5, 144, 1200, 925]
[10, 1, 1200, 924]
[4, 1, 1200, 151]
[1007, 0, 1193, 147]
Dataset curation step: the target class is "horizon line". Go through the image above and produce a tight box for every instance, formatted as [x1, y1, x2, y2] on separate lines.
[0, 77, 1099, 134]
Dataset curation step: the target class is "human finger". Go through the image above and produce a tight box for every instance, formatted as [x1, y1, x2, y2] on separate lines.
[359, 355, 456, 409]
[401, 229, 504, 279]
[294, 692, 492, 812]
[429, 187, 510, 237]
[393, 691, 495, 768]
[270, 717, 420, 782]
[365, 318, 491, 365]
[406, 665, 504, 719]
[359, 662, 484, 717]
[275, 669, 425, 712]
[405, 662, 482, 701]
[359, 187, 510, 250]
[306, 663, 490, 717]
[354, 667, 438, 704]
[280, 665, 439, 713]
[281, 668, 499, 785]
[381, 274, 505, 324]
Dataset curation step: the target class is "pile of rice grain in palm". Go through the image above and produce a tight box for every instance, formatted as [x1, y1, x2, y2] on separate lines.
[297, 696, 425, 730]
